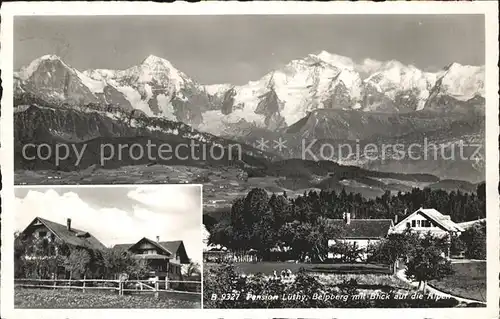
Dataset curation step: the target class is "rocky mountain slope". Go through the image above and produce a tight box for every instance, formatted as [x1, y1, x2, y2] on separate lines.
[14, 92, 277, 171]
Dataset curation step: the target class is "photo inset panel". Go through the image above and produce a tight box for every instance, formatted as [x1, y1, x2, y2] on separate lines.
[13, 185, 202, 309]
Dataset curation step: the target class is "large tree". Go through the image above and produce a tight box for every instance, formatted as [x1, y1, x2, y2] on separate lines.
[368, 231, 420, 274]
[64, 248, 91, 280]
[404, 233, 454, 291]
[101, 248, 149, 279]
[460, 221, 486, 259]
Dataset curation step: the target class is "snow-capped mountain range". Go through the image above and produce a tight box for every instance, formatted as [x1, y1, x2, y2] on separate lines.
[14, 51, 485, 136]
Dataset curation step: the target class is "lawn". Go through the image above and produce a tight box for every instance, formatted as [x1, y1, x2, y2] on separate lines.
[205, 262, 391, 275]
[14, 288, 201, 308]
[429, 261, 486, 302]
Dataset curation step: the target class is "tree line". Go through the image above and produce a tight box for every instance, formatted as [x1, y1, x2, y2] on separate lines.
[284, 183, 485, 222]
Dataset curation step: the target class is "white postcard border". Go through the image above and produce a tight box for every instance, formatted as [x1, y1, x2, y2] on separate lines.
[1, 2, 499, 319]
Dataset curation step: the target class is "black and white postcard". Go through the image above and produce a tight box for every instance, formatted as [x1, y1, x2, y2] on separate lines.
[1, 1, 499, 319]
[11, 185, 202, 309]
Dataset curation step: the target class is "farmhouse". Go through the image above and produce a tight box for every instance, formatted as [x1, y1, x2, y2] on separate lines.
[113, 237, 190, 281]
[391, 208, 464, 237]
[326, 213, 394, 260]
[20, 217, 106, 254]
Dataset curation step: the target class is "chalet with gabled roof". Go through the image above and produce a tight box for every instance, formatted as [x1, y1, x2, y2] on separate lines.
[392, 208, 464, 237]
[113, 237, 190, 281]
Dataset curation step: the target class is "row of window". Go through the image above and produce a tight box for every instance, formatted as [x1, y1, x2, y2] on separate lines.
[407, 219, 433, 228]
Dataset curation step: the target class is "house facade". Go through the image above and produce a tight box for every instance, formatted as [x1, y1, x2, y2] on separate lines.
[18, 217, 106, 278]
[114, 237, 190, 281]
[326, 213, 394, 260]
[391, 208, 464, 237]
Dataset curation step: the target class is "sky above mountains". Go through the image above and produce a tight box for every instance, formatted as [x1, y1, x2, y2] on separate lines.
[15, 15, 484, 85]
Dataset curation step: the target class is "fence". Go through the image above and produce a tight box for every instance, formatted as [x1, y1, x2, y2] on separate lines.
[15, 277, 201, 298]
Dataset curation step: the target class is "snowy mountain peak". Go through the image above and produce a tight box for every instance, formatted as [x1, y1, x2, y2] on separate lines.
[141, 54, 172, 67]
[135, 54, 189, 85]
[445, 62, 484, 74]
[313, 50, 356, 69]
[437, 62, 485, 100]
[16, 51, 485, 137]
[18, 54, 68, 80]
[444, 62, 462, 71]
[39, 54, 63, 61]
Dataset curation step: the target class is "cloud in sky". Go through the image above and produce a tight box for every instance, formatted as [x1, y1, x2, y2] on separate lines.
[14, 185, 203, 263]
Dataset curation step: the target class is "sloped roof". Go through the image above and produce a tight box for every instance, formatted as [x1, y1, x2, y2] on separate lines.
[128, 237, 173, 256]
[326, 219, 393, 239]
[23, 217, 106, 250]
[417, 208, 464, 232]
[159, 240, 183, 254]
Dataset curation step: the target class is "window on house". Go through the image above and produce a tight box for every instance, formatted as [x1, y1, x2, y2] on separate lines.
[39, 231, 47, 237]
[406, 222, 411, 228]
[411, 220, 416, 227]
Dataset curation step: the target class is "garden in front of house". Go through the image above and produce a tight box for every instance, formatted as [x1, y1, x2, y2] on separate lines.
[14, 288, 201, 309]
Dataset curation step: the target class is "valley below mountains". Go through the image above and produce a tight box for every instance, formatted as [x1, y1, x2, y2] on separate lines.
[14, 51, 485, 193]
